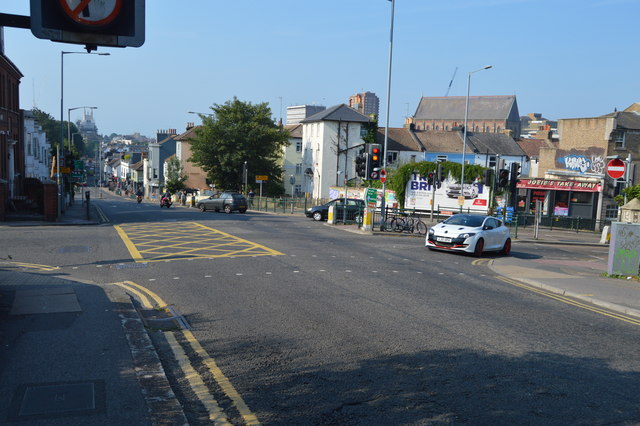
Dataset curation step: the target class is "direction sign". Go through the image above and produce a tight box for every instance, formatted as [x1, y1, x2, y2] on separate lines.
[607, 159, 626, 179]
[379, 169, 387, 183]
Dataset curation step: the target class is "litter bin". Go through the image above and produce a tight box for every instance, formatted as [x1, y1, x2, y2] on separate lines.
[191, 195, 196, 207]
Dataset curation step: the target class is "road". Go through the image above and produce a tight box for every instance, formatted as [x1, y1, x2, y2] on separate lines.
[3, 192, 640, 425]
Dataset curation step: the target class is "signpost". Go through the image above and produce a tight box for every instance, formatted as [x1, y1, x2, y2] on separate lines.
[379, 169, 387, 184]
[255, 175, 268, 199]
[607, 159, 626, 179]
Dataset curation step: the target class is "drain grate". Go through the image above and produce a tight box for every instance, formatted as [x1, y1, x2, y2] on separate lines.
[115, 263, 149, 270]
[9, 380, 105, 420]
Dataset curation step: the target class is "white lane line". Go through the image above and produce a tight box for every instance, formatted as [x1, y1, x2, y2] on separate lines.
[149, 278, 156, 281]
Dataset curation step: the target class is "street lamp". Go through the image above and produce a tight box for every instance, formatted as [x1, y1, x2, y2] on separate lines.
[60, 50, 109, 212]
[460, 65, 492, 196]
[381, 0, 395, 227]
[68, 106, 97, 154]
[188, 111, 214, 117]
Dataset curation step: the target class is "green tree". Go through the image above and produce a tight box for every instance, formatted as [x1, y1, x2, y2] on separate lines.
[615, 184, 640, 205]
[164, 157, 188, 193]
[188, 98, 289, 192]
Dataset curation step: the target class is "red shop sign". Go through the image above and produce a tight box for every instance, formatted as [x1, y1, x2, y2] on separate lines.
[516, 179, 601, 192]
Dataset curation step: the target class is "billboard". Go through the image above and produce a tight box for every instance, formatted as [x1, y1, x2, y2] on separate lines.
[404, 173, 490, 213]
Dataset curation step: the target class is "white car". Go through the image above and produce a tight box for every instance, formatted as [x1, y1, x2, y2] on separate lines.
[446, 183, 479, 199]
[426, 214, 511, 256]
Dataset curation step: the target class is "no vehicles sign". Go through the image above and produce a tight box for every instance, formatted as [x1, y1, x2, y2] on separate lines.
[59, 0, 123, 26]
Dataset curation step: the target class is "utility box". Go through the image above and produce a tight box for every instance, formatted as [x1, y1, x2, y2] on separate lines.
[619, 198, 640, 223]
[607, 222, 640, 276]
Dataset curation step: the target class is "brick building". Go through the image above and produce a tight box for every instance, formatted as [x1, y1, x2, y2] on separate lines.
[412, 95, 521, 138]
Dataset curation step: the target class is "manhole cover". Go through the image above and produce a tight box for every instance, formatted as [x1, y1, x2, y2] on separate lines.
[9, 380, 105, 420]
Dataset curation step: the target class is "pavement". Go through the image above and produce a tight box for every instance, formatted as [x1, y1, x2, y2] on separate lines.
[0, 194, 638, 423]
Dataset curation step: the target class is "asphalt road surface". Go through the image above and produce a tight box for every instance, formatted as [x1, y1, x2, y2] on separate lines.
[4, 193, 639, 425]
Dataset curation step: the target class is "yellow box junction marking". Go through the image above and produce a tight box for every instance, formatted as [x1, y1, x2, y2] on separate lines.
[114, 222, 283, 263]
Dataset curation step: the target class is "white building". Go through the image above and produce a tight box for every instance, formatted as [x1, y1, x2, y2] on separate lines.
[300, 104, 371, 199]
[23, 110, 51, 181]
[286, 105, 326, 125]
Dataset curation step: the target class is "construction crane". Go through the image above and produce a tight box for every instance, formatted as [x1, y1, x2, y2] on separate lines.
[444, 67, 458, 97]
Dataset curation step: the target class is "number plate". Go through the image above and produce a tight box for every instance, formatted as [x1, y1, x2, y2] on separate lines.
[437, 237, 452, 243]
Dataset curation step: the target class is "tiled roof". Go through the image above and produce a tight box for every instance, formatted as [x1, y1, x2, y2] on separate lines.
[284, 124, 303, 138]
[175, 126, 201, 142]
[375, 128, 422, 152]
[468, 133, 527, 156]
[301, 104, 371, 124]
[414, 95, 517, 121]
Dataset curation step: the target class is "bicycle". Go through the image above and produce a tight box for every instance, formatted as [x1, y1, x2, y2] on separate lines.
[381, 210, 404, 232]
[394, 212, 427, 235]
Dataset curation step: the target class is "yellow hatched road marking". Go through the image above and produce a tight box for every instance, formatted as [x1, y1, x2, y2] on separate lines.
[496, 276, 640, 326]
[114, 221, 283, 263]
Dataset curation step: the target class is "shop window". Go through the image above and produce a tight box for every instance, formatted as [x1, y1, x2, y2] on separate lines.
[570, 192, 592, 204]
[553, 192, 569, 216]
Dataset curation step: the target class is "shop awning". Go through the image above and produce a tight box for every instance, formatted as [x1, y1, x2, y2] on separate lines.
[516, 179, 601, 192]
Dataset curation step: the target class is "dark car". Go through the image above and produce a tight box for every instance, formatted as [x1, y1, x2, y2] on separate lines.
[306, 198, 365, 221]
[197, 192, 248, 213]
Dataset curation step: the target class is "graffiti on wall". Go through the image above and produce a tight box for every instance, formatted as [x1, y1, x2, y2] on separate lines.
[555, 148, 606, 174]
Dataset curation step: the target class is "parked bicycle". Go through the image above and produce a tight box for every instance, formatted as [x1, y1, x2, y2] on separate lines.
[394, 212, 427, 235]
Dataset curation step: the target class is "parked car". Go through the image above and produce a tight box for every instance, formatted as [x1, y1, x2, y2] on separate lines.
[197, 192, 247, 213]
[306, 198, 365, 222]
[426, 214, 511, 257]
[446, 183, 479, 199]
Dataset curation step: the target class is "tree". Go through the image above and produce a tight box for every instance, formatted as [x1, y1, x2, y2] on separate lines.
[164, 157, 188, 194]
[189, 98, 290, 192]
[615, 184, 640, 205]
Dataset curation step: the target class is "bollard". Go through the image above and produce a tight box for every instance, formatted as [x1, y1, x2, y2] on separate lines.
[191, 195, 195, 207]
[85, 191, 91, 220]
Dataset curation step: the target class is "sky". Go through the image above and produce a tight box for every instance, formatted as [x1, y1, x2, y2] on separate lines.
[2, 0, 640, 139]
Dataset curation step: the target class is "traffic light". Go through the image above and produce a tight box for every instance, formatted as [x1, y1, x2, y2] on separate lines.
[484, 169, 493, 187]
[427, 172, 435, 185]
[509, 162, 521, 192]
[437, 163, 445, 188]
[30, 0, 145, 50]
[355, 150, 368, 179]
[498, 169, 510, 188]
[367, 143, 382, 180]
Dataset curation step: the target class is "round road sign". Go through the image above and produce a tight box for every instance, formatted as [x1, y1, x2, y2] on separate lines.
[607, 159, 626, 179]
[59, 0, 123, 27]
[379, 169, 387, 183]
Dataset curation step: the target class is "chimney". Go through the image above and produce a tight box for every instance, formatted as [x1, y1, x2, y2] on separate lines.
[186, 122, 195, 131]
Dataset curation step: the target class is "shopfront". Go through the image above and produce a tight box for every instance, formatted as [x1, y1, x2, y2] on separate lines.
[516, 178, 603, 220]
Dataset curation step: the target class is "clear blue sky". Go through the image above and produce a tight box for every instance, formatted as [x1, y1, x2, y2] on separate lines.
[3, 0, 639, 139]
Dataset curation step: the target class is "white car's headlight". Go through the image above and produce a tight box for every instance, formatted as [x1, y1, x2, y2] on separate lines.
[458, 232, 476, 239]
[428, 228, 435, 235]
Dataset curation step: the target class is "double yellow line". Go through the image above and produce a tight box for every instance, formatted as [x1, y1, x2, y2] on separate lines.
[496, 276, 640, 326]
[112, 281, 260, 425]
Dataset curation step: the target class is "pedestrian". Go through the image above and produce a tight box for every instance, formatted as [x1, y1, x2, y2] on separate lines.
[248, 189, 255, 207]
[181, 190, 187, 206]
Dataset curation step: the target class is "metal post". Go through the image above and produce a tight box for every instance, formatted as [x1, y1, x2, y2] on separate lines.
[381, 0, 395, 229]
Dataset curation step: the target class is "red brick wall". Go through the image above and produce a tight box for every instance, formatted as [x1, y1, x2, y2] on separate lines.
[42, 182, 58, 221]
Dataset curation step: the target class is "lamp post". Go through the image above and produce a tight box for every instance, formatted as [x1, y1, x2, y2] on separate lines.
[460, 65, 492, 198]
[68, 106, 97, 154]
[60, 51, 109, 211]
[380, 0, 395, 228]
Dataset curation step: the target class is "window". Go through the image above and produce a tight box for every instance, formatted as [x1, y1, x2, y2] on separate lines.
[614, 130, 625, 149]
[489, 155, 497, 168]
[437, 155, 448, 163]
[360, 126, 368, 138]
[294, 184, 302, 195]
[410, 155, 416, 162]
[295, 141, 302, 152]
[295, 163, 303, 174]
[605, 204, 619, 219]
[387, 151, 398, 165]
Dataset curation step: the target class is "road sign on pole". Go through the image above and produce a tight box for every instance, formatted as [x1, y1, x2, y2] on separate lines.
[607, 159, 626, 179]
[379, 169, 387, 183]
